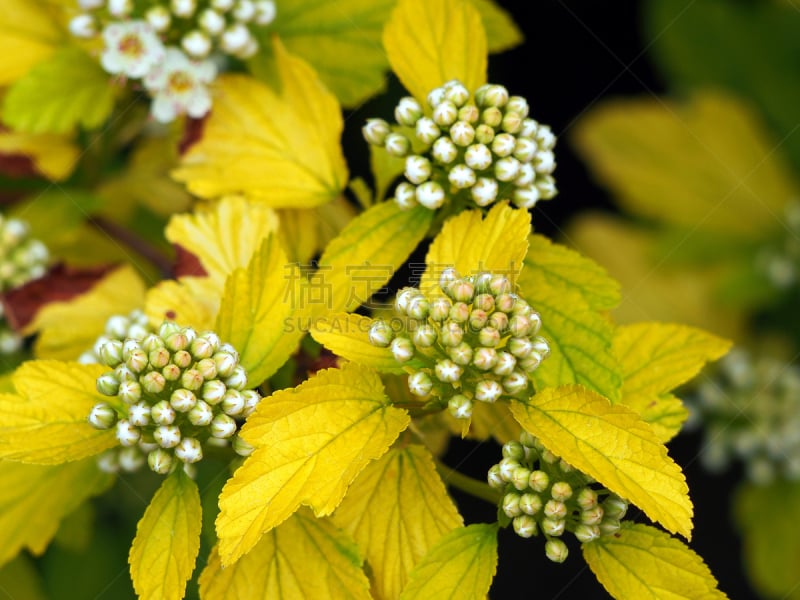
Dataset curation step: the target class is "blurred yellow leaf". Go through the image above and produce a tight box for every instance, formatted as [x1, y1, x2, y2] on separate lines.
[0, 0, 62, 86]
[332, 445, 463, 600]
[573, 92, 798, 237]
[173, 41, 348, 206]
[421, 202, 530, 295]
[0, 458, 113, 567]
[0, 554, 48, 599]
[27, 265, 146, 360]
[614, 323, 731, 442]
[511, 385, 693, 539]
[398, 523, 498, 600]
[200, 509, 371, 600]
[584, 522, 726, 600]
[0, 362, 115, 464]
[216, 364, 409, 565]
[144, 278, 217, 332]
[129, 470, 201, 600]
[216, 235, 299, 385]
[471, 0, 523, 53]
[276, 196, 356, 265]
[383, 0, 487, 103]
[0, 130, 78, 180]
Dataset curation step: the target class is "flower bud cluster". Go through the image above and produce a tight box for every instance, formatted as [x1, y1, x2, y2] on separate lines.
[68, 0, 277, 122]
[88, 321, 259, 475]
[691, 348, 800, 485]
[368, 269, 549, 421]
[78, 309, 153, 364]
[487, 431, 628, 562]
[362, 80, 557, 211]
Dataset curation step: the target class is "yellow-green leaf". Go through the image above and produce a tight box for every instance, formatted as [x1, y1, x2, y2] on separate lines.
[0, 554, 48, 600]
[471, 0, 523, 53]
[452, 400, 521, 445]
[0, 458, 113, 567]
[201, 508, 371, 599]
[523, 233, 620, 311]
[421, 202, 530, 295]
[370, 145, 405, 203]
[584, 522, 726, 600]
[572, 91, 798, 237]
[510, 385, 693, 538]
[317, 201, 433, 315]
[735, 480, 800, 600]
[129, 470, 201, 600]
[173, 40, 348, 206]
[26, 265, 146, 360]
[0, 130, 79, 181]
[216, 363, 410, 565]
[0, 0, 62, 86]
[165, 195, 279, 286]
[144, 278, 217, 333]
[3, 47, 115, 134]
[383, 0, 487, 103]
[332, 445, 463, 600]
[216, 235, 298, 385]
[398, 523, 498, 600]
[614, 323, 731, 442]
[311, 313, 419, 374]
[0, 362, 116, 464]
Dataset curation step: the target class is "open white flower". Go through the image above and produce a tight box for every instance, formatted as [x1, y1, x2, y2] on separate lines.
[101, 20, 165, 79]
[143, 47, 216, 123]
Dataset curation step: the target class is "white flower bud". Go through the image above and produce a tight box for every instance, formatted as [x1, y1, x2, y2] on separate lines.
[116, 420, 140, 446]
[69, 14, 96, 38]
[175, 437, 203, 463]
[222, 389, 246, 416]
[603, 496, 628, 520]
[443, 80, 470, 106]
[97, 450, 119, 473]
[182, 30, 212, 58]
[474, 124, 495, 145]
[390, 337, 415, 362]
[188, 400, 214, 426]
[404, 155, 431, 184]
[118, 447, 145, 472]
[118, 380, 142, 404]
[79, 0, 104, 8]
[470, 178, 498, 207]
[507, 96, 529, 118]
[415, 181, 446, 209]
[478, 327, 501, 348]
[449, 121, 475, 146]
[513, 515, 537, 538]
[448, 394, 472, 420]
[171, 0, 197, 18]
[495, 156, 521, 182]
[471, 308, 491, 330]
[491, 133, 516, 158]
[508, 316, 533, 339]
[211, 413, 237, 438]
[199, 8, 226, 35]
[464, 144, 492, 171]
[89, 403, 117, 429]
[408, 372, 433, 397]
[448, 342, 473, 365]
[146, 6, 171, 32]
[599, 519, 621, 536]
[542, 517, 565, 537]
[526, 469, 548, 492]
[472, 347, 497, 371]
[580, 505, 604, 526]
[154, 425, 182, 448]
[394, 181, 418, 209]
[483, 84, 509, 108]
[407, 296, 430, 319]
[234, 0, 256, 22]
[395, 287, 420, 313]
[545, 538, 568, 563]
[448, 301, 471, 323]
[128, 402, 151, 427]
[148, 448, 174, 474]
[221, 23, 251, 53]
[254, 0, 277, 25]
[536, 175, 558, 199]
[520, 493, 542, 515]
[435, 359, 462, 383]
[574, 523, 601, 543]
[368, 320, 394, 347]
[151, 400, 176, 425]
[415, 117, 441, 145]
[241, 390, 260, 417]
[440, 322, 464, 348]
[487, 464, 505, 489]
[502, 492, 522, 517]
[448, 164, 476, 189]
[96, 373, 120, 396]
[493, 352, 517, 377]
[429, 296, 452, 322]
[535, 125, 556, 150]
[535, 150, 556, 174]
[431, 137, 458, 164]
[501, 111, 522, 134]
[384, 133, 410, 157]
[475, 380, 502, 403]
[426, 86, 445, 108]
[212, 0, 236, 10]
[214, 352, 238, 378]
[395, 97, 423, 126]
[576, 488, 598, 510]
[432, 101, 458, 127]
[412, 324, 438, 348]
[503, 370, 529, 394]
[498, 457, 519, 481]
[544, 499, 568, 519]
[531, 336, 550, 358]
[108, 0, 133, 17]
[511, 466, 531, 490]
[180, 369, 203, 392]
[225, 365, 248, 390]
[363, 118, 391, 146]
[168, 388, 196, 413]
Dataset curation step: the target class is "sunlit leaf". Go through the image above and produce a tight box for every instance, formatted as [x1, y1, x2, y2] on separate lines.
[584, 522, 725, 599]
[3, 47, 115, 134]
[421, 202, 530, 295]
[0, 458, 113, 567]
[614, 322, 731, 441]
[0, 130, 79, 180]
[201, 509, 371, 599]
[735, 480, 800, 600]
[26, 265, 146, 360]
[398, 523, 498, 600]
[144, 278, 217, 332]
[173, 40, 348, 206]
[129, 470, 201, 600]
[511, 385, 693, 538]
[332, 445, 463, 600]
[383, 0, 487, 103]
[573, 92, 797, 237]
[216, 363, 410, 565]
[0, 362, 116, 464]
[216, 235, 299, 385]
[0, 0, 62, 86]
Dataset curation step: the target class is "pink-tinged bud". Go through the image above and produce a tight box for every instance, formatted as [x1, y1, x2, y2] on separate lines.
[475, 380, 502, 403]
[170, 388, 197, 412]
[473, 347, 498, 371]
[390, 337, 415, 363]
[225, 365, 248, 390]
[188, 400, 214, 426]
[222, 389, 245, 416]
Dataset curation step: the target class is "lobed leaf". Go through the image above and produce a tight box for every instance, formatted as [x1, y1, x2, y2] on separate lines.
[216, 363, 409, 565]
[0, 0, 62, 86]
[471, 0, 523, 53]
[145, 278, 218, 333]
[332, 445, 463, 600]
[510, 385, 693, 538]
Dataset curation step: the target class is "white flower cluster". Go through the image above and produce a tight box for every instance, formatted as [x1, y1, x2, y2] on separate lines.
[363, 80, 557, 211]
[692, 348, 800, 485]
[69, 0, 277, 122]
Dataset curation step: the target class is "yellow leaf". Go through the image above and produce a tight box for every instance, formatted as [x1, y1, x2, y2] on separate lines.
[0, 362, 116, 464]
[26, 265, 146, 360]
[200, 509, 371, 600]
[447, 400, 521, 444]
[510, 385, 693, 538]
[584, 522, 726, 600]
[470, 0, 523, 53]
[0, 0, 62, 86]
[216, 363, 410, 565]
[165, 195, 279, 286]
[332, 445, 463, 600]
[398, 523, 498, 600]
[735, 480, 800, 600]
[276, 196, 356, 265]
[370, 145, 405, 203]
[316, 201, 433, 315]
[614, 323, 731, 442]
[572, 91, 798, 237]
[383, 0, 487, 103]
[311, 313, 415, 374]
[144, 278, 217, 332]
[216, 235, 299, 386]
[421, 202, 530, 295]
[173, 41, 348, 206]
[0, 458, 113, 567]
[129, 469, 201, 600]
[0, 130, 79, 181]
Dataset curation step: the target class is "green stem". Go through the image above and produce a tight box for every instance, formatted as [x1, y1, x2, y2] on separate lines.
[435, 459, 500, 505]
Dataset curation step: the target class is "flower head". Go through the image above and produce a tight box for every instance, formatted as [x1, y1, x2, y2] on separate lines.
[100, 20, 166, 79]
[144, 48, 216, 122]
